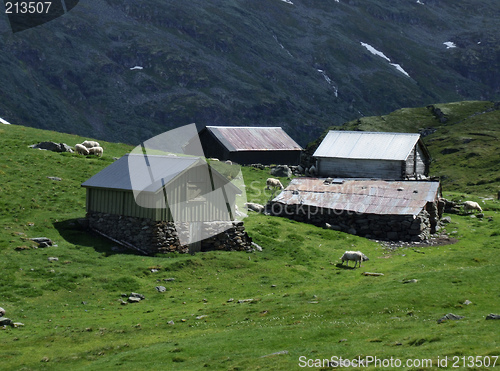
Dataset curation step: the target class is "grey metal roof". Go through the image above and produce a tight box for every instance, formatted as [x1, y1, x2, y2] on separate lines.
[272, 178, 440, 216]
[206, 126, 302, 152]
[313, 131, 421, 160]
[81, 154, 201, 192]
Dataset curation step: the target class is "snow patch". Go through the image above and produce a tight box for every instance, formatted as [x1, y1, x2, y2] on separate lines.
[390, 63, 410, 77]
[360, 42, 390, 62]
[360, 42, 410, 78]
[280, 0, 293, 4]
[0, 117, 11, 125]
[416, 0, 424, 4]
[317, 69, 338, 97]
[130, 66, 144, 70]
[443, 42, 457, 49]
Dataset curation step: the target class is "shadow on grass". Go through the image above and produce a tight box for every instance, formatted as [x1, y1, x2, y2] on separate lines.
[335, 263, 359, 270]
[53, 218, 138, 257]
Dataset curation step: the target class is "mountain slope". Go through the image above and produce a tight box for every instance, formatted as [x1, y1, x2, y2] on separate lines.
[306, 100, 500, 195]
[0, 0, 499, 146]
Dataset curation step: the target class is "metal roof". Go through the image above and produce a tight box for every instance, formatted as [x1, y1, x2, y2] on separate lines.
[205, 126, 303, 152]
[81, 154, 202, 192]
[313, 131, 421, 160]
[272, 178, 440, 216]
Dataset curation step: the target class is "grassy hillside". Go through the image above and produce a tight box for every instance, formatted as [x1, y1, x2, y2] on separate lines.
[1, 123, 500, 370]
[306, 100, 500, 196]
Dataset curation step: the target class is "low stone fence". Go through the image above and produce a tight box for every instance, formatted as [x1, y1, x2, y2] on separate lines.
[267, 202, 439, 242]
[87, 212, 253, 254]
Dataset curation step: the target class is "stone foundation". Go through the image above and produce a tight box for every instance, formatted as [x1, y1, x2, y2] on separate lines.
[268, 202, 439, 242]
[87, 212, 253, 254]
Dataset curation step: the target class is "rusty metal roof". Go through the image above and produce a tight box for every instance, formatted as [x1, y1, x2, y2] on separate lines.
[313, 131, 422, 160]
[206, 126, 302, 152]
[272, 178, 440, 216]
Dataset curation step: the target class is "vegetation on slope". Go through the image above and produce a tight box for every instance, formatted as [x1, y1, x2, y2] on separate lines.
[1, 123, 499, 370]
[306, 100, 500, 196]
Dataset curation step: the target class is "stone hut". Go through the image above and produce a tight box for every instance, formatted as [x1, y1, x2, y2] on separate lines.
[269, 178, 443, 241]
[81, 154, 252, 254]
[313, 131, 431, 180]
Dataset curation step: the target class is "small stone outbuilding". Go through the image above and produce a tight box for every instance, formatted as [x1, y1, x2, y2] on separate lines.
[82, 154, 252, 254]
[269, 178, 443, 241]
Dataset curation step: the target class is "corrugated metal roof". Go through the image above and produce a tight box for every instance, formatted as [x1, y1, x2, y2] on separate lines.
[313, 131, 421, 160]
[206, 126, 303, 152]
[81, 154, 201, 192]
[272, 178, 440, 216]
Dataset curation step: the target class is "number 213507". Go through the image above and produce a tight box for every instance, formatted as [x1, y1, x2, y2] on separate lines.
[5, 2, 52, 14]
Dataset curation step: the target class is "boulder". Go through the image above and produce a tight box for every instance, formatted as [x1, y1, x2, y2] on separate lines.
[155, 286, 167, 292]
[0, 317, 13, 326]
[437, 313, 464, 324]
[271, 165, 291, 178]
[0, 307, 5, 317]
[485, 313, 500, 320]
[30, 142, 73, 153]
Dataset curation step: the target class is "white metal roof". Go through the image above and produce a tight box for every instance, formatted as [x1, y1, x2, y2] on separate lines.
[313, 131, 421, 161]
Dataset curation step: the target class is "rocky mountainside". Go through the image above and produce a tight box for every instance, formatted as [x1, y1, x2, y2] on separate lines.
[0, 0, 499, 145]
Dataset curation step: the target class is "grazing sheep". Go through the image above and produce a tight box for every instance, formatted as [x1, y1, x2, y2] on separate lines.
[74, 143, 89, 155]
[88, 146, 103, 156]
[340, 250, 369, 268]
[463, 201, 482, 213]
[266, 178, 284, 190]
[244, 202, 265, 213]
[81, 140, 100, 148]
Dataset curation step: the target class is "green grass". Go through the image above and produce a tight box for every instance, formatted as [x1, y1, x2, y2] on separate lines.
[1, 122, 500, 370]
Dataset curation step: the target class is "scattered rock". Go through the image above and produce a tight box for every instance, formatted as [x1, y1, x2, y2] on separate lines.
[441, 216, 452, 224]
[128, 297, 141, 303]
[260, 350, 289, 358]
[130, 292, 145, 300]
[196, 315, 208, 320]
[168, 320, 175, 325]
[0, 307, 5, 317]
[30, 237, 55, 248]
[0, 318, 14, 326]
[403, 279, 418, 284]
[362, 272, 384, 276]
[485, 314, 500, 320]
[47, 176, 62, 181]
[237, 299, 253, 304]
[227, 298, 234, 302]
[30, 141, 73, 153]
[47, 257, 59, 262]
[463, 300, 472, 305]
[155, 286, 167, 293]
[270, 165, 291, 178]
[164, 278, 176, 282]
[437, 313, 464, 323]
[251, 242, 263, 252]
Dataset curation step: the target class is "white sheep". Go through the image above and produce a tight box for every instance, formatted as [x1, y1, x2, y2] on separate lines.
[266, 178, 284, 190]
[340, 251, 369, 268]
[463, 201, 482, 213]
[81, 140, 100, 148]
[74, 143, 89, 155]
[88, 146, 104, 156]
[244, 202, 265, 213]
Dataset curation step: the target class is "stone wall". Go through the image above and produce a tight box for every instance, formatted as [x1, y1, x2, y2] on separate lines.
[87, 212, 253, 254]
[268, 202, 441, 242]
